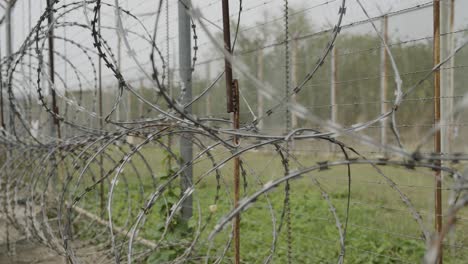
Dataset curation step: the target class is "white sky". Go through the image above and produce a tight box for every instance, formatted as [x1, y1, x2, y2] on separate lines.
[1, 0, 467, 91]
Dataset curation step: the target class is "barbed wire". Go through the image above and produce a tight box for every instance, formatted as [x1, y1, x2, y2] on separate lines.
[0, 0, 467, 263]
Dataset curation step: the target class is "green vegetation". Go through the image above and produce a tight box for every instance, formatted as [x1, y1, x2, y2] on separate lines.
[64, 6, 468, 263]
[72, 145, 468, 263]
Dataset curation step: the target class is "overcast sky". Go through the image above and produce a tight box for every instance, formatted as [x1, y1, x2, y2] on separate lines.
[1, 0, 467, 90]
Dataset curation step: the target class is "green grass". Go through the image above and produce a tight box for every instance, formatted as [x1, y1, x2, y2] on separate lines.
[71, 145, 468, 263]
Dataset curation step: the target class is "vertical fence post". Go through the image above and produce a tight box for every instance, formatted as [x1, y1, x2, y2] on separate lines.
[115, 3, 122, 122]
[127, 82, 132, 122]
[284, 2, 291, 137]
[440, 0, 447, 158]
[330, 46, 338, 153]
[5, 0, 14, 130]
[447, 0, 456, 256]
[166, 0, 173, 169]
[47, 0, 60, 138]
[221, 1, 240, 263]
[0, 32, 3, 131]
[433, 1, 443, 263]
[178, 0, 193, 221]
[222, 0, 234, 113]
[62, 0, 67, 137]
[5, 0, 12, 63]
[98, 6, 105, 215]
[380, 15, 388, 155]
[166, 0, 171, 96]
[3, 0, 13, 254]
[257, 49, 264, 130]
[1, 0, 14, 130]
[139, 78, 144, 117]
[206, 62, 211, 118]
[441, 0, 455, 156]
[291, 34, 299, 129]
[448, 0, 455, 149]
[46, 1, 62, 230]
[29, 0, 33, 124]
[232, 79, 240, 264]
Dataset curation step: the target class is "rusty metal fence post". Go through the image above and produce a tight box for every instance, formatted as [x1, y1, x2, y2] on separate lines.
[232, 79, 240, 264]
[221, 1, 240, 263]
[433, 1, 443, 263]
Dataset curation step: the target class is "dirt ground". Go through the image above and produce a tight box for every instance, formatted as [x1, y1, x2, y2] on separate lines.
[0, 214, 65, 264]
[0, 240, 65, 264]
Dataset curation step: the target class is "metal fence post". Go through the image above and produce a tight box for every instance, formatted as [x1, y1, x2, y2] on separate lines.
[178, 0, 193, 221]
[433, 1, 443, 263]
[47, 0, 60, 138]
[380, 15, 389, 155]
[257, 49, 264, 130]
[221, 1, 240, 263]
[98, 5, 105, 215]
[330, 46, 338, 153]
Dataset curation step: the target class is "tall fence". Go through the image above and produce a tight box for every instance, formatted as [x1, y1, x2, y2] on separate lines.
[0, 0, 467, 263]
